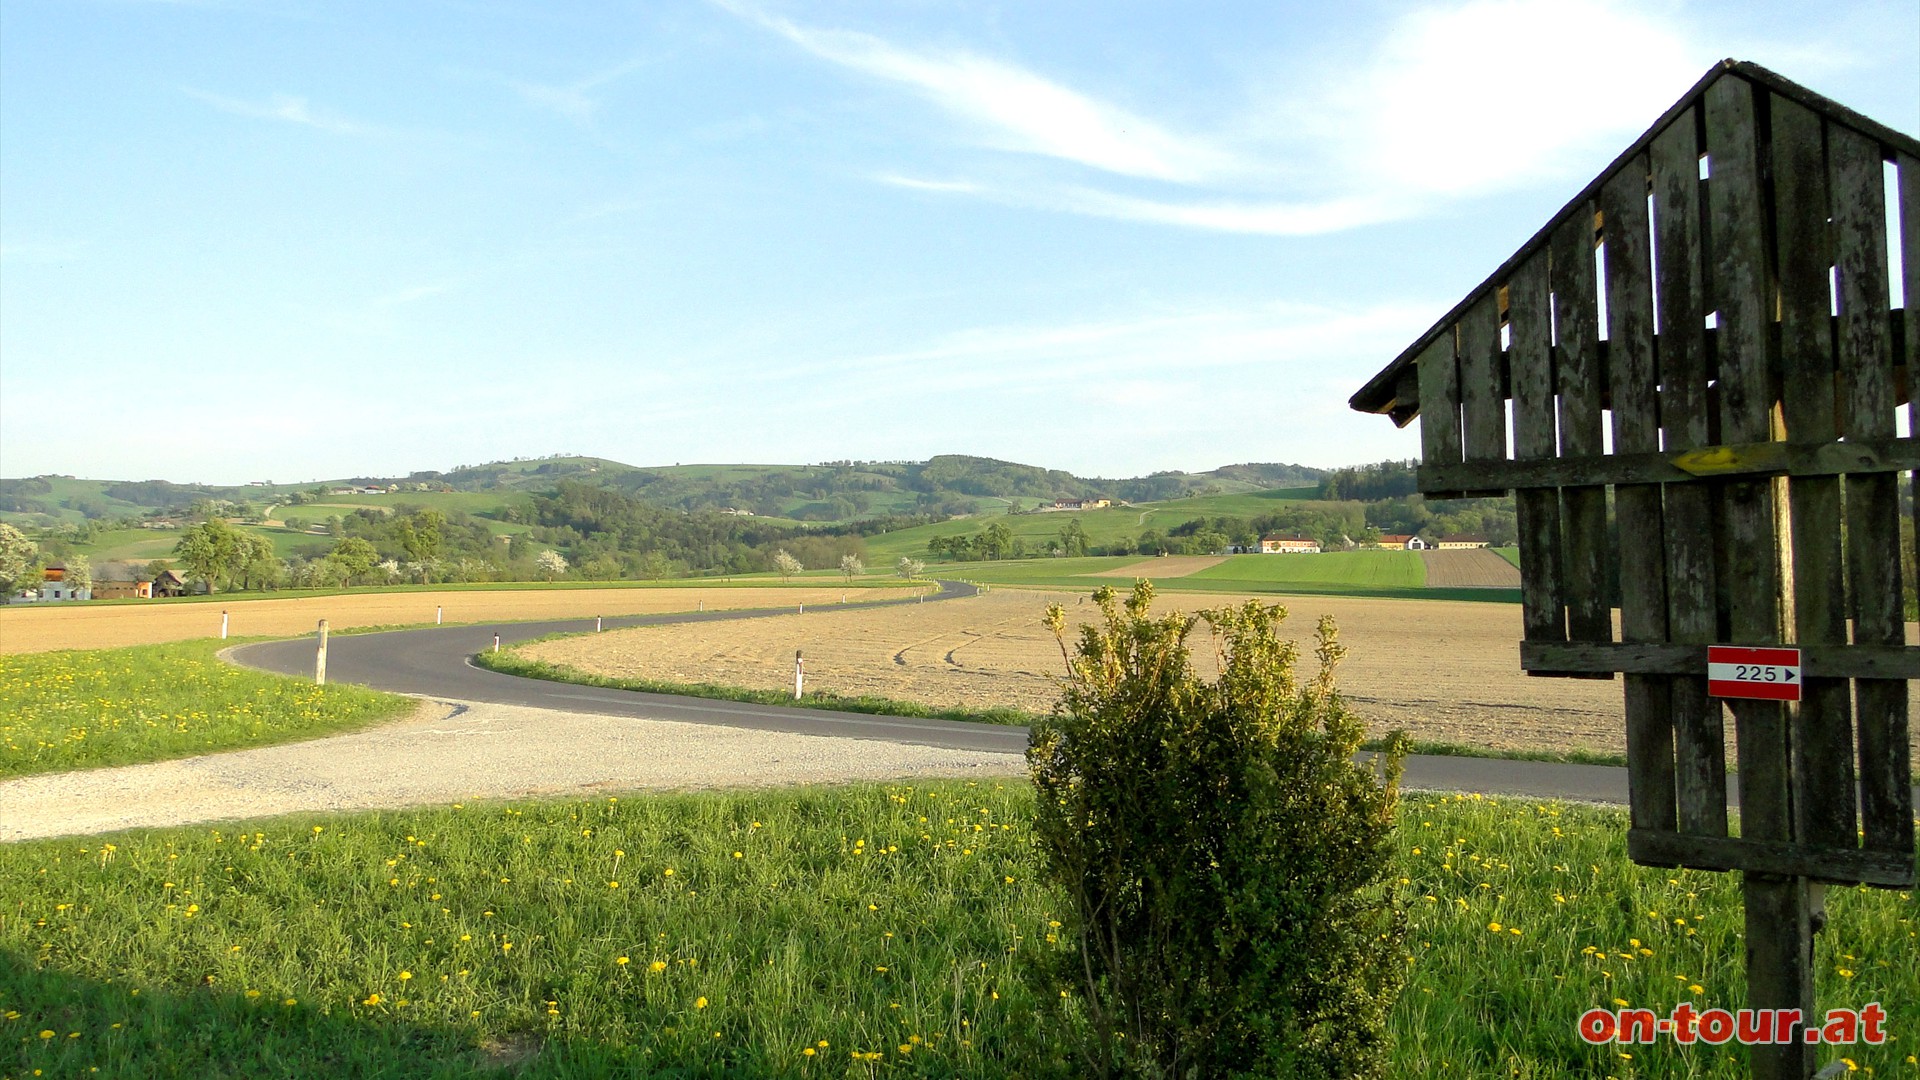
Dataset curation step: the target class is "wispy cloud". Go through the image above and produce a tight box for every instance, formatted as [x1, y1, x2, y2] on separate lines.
[184, 88, 384, 136]
[720, 0, 1752, 236]
[508, 55, 650, 125]
[714, 0, 1231, 183]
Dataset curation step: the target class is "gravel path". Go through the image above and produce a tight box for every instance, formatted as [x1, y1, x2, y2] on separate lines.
[0, 698, 1026, 842]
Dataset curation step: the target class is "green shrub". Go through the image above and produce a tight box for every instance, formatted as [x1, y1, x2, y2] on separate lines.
[1028, 582, 1410, 1079]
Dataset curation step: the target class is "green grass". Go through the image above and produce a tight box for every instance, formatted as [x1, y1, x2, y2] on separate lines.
[3, 785, 1911, 1078]
[951, 558, 1519, 604]
[1495, 546, 1523, 568]
[1185, 550, 1426, 588]
[0, 640, 413, 779]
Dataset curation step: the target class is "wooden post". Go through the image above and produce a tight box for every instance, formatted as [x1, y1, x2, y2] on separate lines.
[315, 619, 329, 685]
[793, 649, 804, 700]
[1708, 77, 1810, 1079]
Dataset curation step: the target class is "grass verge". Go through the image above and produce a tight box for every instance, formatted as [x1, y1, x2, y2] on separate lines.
[3, 783, 1911, 1078]
[0, 640, 413, 779]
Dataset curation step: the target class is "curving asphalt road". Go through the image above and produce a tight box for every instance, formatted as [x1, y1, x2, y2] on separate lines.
[229, 578, 1718, 807]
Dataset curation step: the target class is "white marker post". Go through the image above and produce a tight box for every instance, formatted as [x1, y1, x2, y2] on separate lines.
[794, 649, 804, 700]
[698, 600, 704, 612]
[798, 603, 804, 615]
[596, 615, 603, 633]
[493, 633, 501, 654]
[221, 610, 229, 640]
[315, 619, 329, 685]
[436, 605, 443, 625]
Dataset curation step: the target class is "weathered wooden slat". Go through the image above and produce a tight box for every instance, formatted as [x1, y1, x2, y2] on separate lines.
[1628, 829, 1916, 889]
[1520, 641, 1920, 679]
[1706, 80, 1794, 889]
[1416, 332, 1462, 471]
[1506, 251, 1567, 646]
[1458, 292, 1506, 466]
[1550, 205, 1610, 644]
[1770, 94, 1856, 851]
[1600, 154, 1675, 835]
[1415, 437, 1920, 491]
[1904, 157, 1920, 634]
[1831, 123, 1915, 859]
[1652, 106, 1726, 839]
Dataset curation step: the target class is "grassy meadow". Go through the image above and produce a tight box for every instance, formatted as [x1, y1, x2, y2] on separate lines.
[949, 556, 1519, 604]
[0, 640, 412, 779]
[3, 784, 1913, 1078]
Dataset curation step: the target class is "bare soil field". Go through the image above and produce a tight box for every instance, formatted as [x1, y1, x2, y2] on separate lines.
[1089, 555, 1229, 578]
[1421, 549, 1522, 588]
[524, 589, 1920, 765]
[0, 586, 920, 655]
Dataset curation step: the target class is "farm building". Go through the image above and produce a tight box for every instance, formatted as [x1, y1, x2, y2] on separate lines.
[151, 569, 192, 598]
[1376, 534, 1426, 550]
[1433, 536, 1489, 549]
[1258, 534, 1320, 554]
[18, 566, 91, 602]
[90, 579, 154, 600]
[1048, 498, 1111, 511]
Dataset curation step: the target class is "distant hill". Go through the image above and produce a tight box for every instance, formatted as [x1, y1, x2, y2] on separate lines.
[1, 454, 1324, 527]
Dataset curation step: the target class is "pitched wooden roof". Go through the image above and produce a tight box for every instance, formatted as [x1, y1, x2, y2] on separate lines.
[1349, 59, 1920, 422]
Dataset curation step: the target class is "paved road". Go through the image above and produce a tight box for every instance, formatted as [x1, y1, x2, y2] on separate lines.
[230, 578, 1680, 806]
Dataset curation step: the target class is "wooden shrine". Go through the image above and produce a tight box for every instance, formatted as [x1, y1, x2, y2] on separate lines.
[1349, 60, 1917, 1078]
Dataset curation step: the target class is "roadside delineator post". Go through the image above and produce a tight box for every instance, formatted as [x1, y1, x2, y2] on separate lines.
[436, 605, 443, 625]
[221, 610, 229, 640]
[315, 619, 329, 685]
[596, 615, 603, 633]
[794, 649, 804, 700]
[493, 633, 501, 654]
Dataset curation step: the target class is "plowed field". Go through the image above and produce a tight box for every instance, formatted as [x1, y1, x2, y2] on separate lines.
[1420, 549, 1522, 588]
[0, 586, 920, 655]
[524, 588, 1920, 764]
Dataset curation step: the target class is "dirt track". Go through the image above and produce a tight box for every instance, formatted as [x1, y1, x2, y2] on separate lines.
[0, 586, 919, 655]
[1421, 549, 1522, 588]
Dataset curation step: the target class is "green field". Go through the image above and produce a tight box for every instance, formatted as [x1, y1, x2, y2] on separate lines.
[1495, 546, 1523, 568]
[0, 640, 412, 779]
[4, 784, 1910, 1078]
[939, 554, 1519, 604]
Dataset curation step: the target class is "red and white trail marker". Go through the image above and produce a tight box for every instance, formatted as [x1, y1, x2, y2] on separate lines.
[1706, 645, 1802, 702]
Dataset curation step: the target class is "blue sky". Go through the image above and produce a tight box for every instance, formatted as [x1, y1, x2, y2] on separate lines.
[3, 0, 1915, 484]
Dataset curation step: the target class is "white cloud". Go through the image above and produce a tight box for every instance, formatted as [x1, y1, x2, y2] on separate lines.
[184, 88, 383, 136]
[718, 0, 1772, 237]
[715, 0, 1232, 183]
[1315, 0, 1707, 199]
